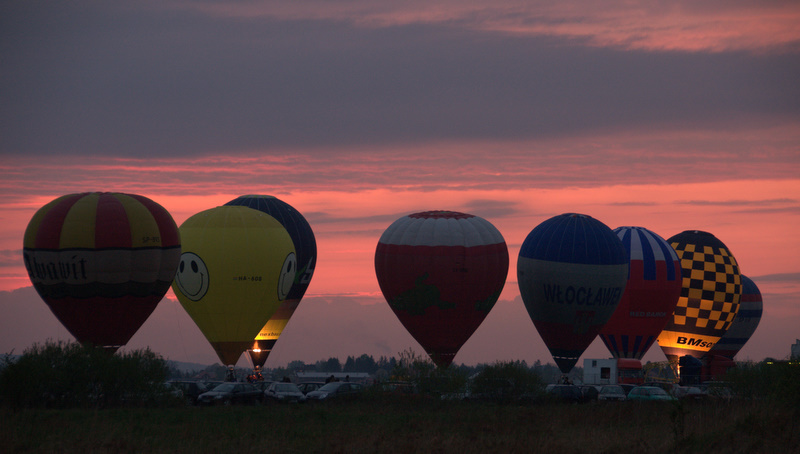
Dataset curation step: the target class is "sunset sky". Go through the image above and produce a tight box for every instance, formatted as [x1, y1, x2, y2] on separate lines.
[1, 1, 798, 368]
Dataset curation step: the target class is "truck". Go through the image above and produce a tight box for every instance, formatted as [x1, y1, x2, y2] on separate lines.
[582, 358, 644, 386]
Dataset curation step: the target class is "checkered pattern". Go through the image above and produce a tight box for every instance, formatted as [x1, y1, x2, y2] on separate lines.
[670, 243, 741, 335]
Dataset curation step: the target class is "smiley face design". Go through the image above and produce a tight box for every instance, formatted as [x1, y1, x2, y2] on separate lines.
[277, 252, 297, 300]
[175, 252, 209, 301]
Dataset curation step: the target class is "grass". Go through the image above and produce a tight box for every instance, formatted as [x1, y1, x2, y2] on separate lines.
[2, 397, 798, 453]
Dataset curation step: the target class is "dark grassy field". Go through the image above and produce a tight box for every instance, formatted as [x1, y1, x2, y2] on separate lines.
[2, 397, 797, 454]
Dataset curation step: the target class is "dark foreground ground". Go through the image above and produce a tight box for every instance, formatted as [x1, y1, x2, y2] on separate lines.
[2, 397, 797, 453]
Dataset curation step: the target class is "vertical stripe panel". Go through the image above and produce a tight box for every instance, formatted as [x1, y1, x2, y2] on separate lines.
[129, 193, 180, 247]
[93, 193, 130, 249]
[654, 234, 679, 281]
[25, 194, 83, 248]
[638, 229, 657, 281]
[115, 193, 159, 248]
[606, 335, 619, 355]
[632, 335, 643, 357]
[60, 193, 100, 248]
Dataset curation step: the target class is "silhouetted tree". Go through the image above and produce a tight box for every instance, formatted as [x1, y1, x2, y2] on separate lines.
[343, 355, 356, 372]
[354, 354, 376, 373]
[0, 340, 171, 409]
[317, 357, 342, 373]
[287, 360, 306, 370]
[470, 361, 544, 403]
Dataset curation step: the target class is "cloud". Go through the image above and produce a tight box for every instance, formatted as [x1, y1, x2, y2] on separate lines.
[462, 199, 524, 219]
[675, 199, 800, 214]
[751, 273, 800, 284]
[608, 201, 660, 207]
[3, 129, 798, 207]
[167, 0, 800, 52]
[305, 212, 403, 227]
[0, 250, 22, 268]
[731, 206, 800, 215]
[2, 2, 798, 157]
[1, 2, 798, 367]
[677, 198, 797, 206]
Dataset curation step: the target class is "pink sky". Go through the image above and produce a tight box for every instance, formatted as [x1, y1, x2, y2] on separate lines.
[1, 1, 798, 367]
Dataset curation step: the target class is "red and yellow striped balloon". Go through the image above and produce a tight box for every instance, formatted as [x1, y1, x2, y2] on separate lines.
[23, 192, 181, 352]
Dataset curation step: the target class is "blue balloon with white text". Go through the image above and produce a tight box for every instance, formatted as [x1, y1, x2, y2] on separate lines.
[517, 213, 629, 373]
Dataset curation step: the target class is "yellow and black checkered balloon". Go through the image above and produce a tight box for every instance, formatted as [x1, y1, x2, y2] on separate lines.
[657, 230, 741, 361]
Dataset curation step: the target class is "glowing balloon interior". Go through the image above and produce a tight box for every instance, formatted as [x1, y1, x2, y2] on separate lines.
[375, 211, 508, 367]
[172, 205, 296, 366]
[657, 230, 741, 363]
[224, 195, 317, 368]
[599, 226, 682, 359]
[23, 192, 181, 352]
[517, 213, 629, 373]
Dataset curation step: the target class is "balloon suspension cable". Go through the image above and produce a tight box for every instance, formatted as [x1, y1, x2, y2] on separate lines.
[247, 351, 256, 371]
[173, 298, 191, 365]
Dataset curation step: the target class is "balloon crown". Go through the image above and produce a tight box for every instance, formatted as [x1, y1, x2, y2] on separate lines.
[409, 211, 474, 219]
[235, 195, 277, 200]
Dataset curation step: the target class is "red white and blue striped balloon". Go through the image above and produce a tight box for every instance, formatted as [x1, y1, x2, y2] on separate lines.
[375, 211, 508, 367]
[599, 226, 682, 359]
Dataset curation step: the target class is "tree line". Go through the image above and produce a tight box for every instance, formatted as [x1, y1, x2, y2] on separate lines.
[6, 341, 796, 410]
[168, 350, 575, 385]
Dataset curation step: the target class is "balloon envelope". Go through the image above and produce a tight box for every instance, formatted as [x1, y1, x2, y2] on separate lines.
[706, 274, 762, 360]
[23, 192, 181, 352]
[224, 195, 317, 368]
[517, 213, 629, 373]
[599, 227, 682, 359]
[657, 230, 742, 363]
[172, 205, 296, 366]
[375, 211, 508, 367]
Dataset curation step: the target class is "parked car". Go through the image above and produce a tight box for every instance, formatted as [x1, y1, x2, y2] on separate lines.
[579, 385, 600, 402]
[597, 385, 627, 401]
[297, 382, 326, 395]
[674, 386, 707, 401]
[375, 381, 419, 396]
[264, 382, 307, 403]
[166, 380, 210, 405]
[618, 384, 637, 396]
[306, 382, 364, 401]
[439, 388, 471, 401]
[251, 381, 275, 393]
[643, 382, 679, 396]
[626, 386, 676, 402]
[544, 384, 583, 403]
[197, 382, 263, 406]
[702, 382, 734, 401]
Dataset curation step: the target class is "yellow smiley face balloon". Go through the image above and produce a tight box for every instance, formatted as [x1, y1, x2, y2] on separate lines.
[172, 205, 296, 366]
